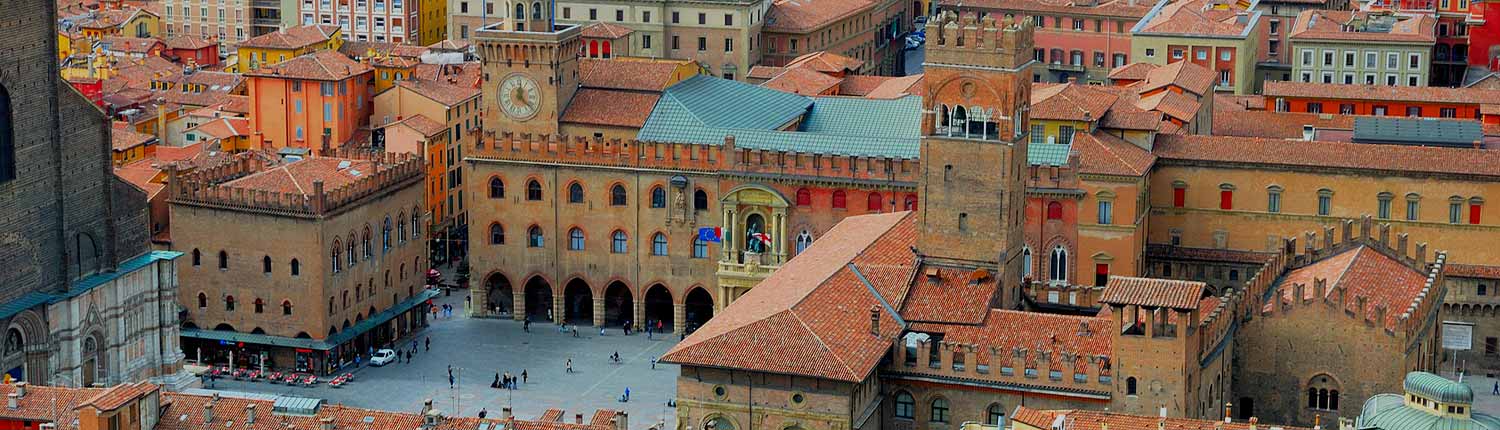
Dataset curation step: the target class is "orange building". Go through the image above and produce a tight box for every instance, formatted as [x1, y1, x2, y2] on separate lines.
[1265, 80, 1500, 120]
[246, 50, 374, 150]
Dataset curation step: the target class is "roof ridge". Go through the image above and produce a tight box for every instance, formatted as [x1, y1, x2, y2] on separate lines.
[791, 309, 858, 381]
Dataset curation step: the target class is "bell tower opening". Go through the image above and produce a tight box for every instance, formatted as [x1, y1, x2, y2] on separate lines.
[476, 0, 581, 137]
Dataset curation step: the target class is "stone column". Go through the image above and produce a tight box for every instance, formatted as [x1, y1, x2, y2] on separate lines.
[773, 210, 787, 265]
[592, 296, 605, 327]
[512, 288, 526, 321]
[724, 208, 737, 262]
[633, 299, 645, 332]
[673, 304, 686, 335]
[471, 286, 490, 317]
[552, 293, 565, 325]
[720, 208, 734, 262]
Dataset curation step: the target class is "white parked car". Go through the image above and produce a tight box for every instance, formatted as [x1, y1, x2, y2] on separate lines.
[370, 349, 396, 366]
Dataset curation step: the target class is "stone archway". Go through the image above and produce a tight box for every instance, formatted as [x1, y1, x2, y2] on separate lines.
[81, 332, 107, 387]
[604, 281, 633, 326]
[524, 276, 553, 321]
[684, 287, 714, 333]
[2, 310, 48, 384]
[563, 278, 594, 325]
[485, 273, 514, 315]
[644, 284, 674, 332]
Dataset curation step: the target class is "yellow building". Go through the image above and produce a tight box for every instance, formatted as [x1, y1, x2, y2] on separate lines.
[234, 25, 343, 72]
[69, 7, 161, 40]
[1129, 0, 1264, 94]
[372, 78, 482, 229]
[111, 123, 159, 166]
[417, 0, 447, 45]
[371, 56, 419, 93]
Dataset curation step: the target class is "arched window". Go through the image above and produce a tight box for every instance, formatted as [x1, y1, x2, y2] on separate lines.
[528, 226, 544, 247]
[197, 292, 207, 308]
[694, 189, 709, 211]
[397, 212, 408, 242]
[904, 195, 917, 211]
[362, 227, 373, 259]
[610, 184, 627, 206]
[282, 300, 293, 315]
[411, 207, 421, 236]
[568, 228, 585, 250]
[328, 296, 335, 315]
[254, 298, 265, 313]
[568, 182, 584, 203]
[930, 398, 950, 423]
[612, 230, 629, 253]
[262, 255, 272, 274]
[1046, 201, 1063, 220]
[1481, 284, 1489, 296]
[1022, 247, 1033, 279]
[832, 190, 847, 209]
[986, 403, 1006, 426]
[1049, 245, 1068, 282]
[795, 188, 812, 206]
[1267, 185, 1283, 213]
[382, 217, 392, 251]
[527, 179, 543, 201]
[514, 2, 524, 19]
[868, 192, 883, 211]
[1308, 375, 1341, 410]
[0, 84, 13, 182]
[894, 392, 915, 419]
[651, 233, 668, 256]
[192, 249, 201, 266]
[693, 237, 708, 258]
[795, 231, 813, 254]
[218, 250, 229, 269]
[225, 295, 236, 311]
[331, 240, 342, 273]
[290, 258, 300, 276]
[531, 0, 541, 18]
[1126, 377, 1138, 395]
[650, 186, 666, 208]
[489, 177, 505, 198]
[490, 224, 506, 244]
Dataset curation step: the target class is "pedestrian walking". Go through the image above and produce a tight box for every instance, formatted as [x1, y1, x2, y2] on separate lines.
[1493, 381, 1498, 395]
[600, 326, 606, 336]
[521, 370, 528, 384]
[426, 336, 431, 351]
[650, 357, 657, 370]
[448, 374, 455, 388]
[397, 349, 404, 363]
[624, 387, 631, 402]
[566, 358, 573, 373]
[523, 319, 531, 332]
[492, 373, 500, 388]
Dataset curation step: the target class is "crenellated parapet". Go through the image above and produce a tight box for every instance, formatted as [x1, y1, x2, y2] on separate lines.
[925, 10, 1036, 70]
[470, 131, 922, 184]
[167, 148, 424, 218]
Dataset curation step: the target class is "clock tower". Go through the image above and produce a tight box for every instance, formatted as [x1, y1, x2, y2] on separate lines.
[476, 0, 581, 137]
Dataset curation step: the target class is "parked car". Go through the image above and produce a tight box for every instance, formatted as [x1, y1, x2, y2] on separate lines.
[370, 349, 397, 366]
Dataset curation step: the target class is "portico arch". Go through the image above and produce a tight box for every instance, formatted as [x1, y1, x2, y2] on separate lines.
[563, 278, 594, 325]
[524, 276, 554, 321]
[604, 281, 633, 326]
[1, 310, 47, 384]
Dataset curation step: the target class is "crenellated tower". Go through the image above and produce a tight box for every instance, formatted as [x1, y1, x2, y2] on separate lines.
[475, 0, 581, 137]
[916, 10, 1036, 308]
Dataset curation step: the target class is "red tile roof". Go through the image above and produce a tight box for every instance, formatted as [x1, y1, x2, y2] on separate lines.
[1107, 63, 1159, 82]
[1270, 246, 1429, 330]
[103, 36, 163, 54]
[747, 66, 786, 80]
[1100, 276, 1206, 310]
[1011, 407, 1309, 430]
[900, 265, 999, 324]
[580, 22, 634, 39]
[765, 0, 875, 32]
[226, 157, 378, 196]
[1135, 90, 1199, 121]
[116, 160, 165, 199]
[188, 117, 250, 140]
[661, 212, 916, 382]
[579, 58, 689, 92]
[239, 25, 341, 49]
[761, 67, 843, 95]
[1072, 131, 1155, 176]
[1153, 133, 1500, 178]
[1213, 94, 1265, 112]
[1263, 80, 1500, 105]
[785, 51, 865, 73]
[560, 88, 660, 128]
[1212, 110, 1352, 138]
[944, 0, 1149, 18]
[1031, 83, 1120, 122]
[860, 74, 925, 99]
[112, 123, 157, 151]
[78, 382, 157, 412]
[427, 39, 471, 51]
[0, 383, 107, 427]
[395, 79, 481, 106]
[157, 391, 623, 430]
[1136, 0, 1257, 37]
[1445, 263, 1500, 280]
[165, 35, 216, 50]
[387, 114, 448, 137]
[1288, 10, 1436, 43]
[1133, 60, 1216, 96]
[909, 310, 1111, 367]
[1144, 244, 1275, 264]
[246, 50, 372, 81]
[411, 62, 483, 88]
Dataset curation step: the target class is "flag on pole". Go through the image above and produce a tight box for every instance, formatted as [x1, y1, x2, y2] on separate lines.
[697, 227, 722, 243]
[751, 232, 773, 247]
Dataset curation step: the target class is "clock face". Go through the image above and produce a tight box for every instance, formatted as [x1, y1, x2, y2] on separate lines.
[499, 74, 541, 120]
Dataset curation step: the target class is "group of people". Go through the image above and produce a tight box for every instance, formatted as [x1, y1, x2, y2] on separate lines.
[491, 370, 526, 389]
[432, 303, 457, 319]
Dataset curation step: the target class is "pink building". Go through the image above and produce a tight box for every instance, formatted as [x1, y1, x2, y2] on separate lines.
[947, 0, 1152, 83]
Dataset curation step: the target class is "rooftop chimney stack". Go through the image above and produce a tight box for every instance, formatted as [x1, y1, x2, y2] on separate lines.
[502, 407, 513, 420]
[6, 393, 17, 410]
[870, 306, 880, 336]
[320, 417, 335, 430]
[246, 403, 257, 424]
[204, 402, 215, 424]
[576, 413, 584, 424]
[14, 382, 26, 398]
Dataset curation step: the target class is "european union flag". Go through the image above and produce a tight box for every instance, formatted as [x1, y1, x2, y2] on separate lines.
[697, 227, 722, 243]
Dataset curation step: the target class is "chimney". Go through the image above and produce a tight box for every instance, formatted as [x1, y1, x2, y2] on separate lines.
[14, 382, 26, 398]
[204, 402, 215, 424]
[6, 393, 17, 410]
[576, 413, 584, 424]
[38, 424, 54, 430]
[870, 305, 880, 336]
[502, 407, 513, 420]
[320, 417, 335, 430]
[613, 412, 628, 430]
[420, 399, 433, 416]
[246, 403, 257, 424]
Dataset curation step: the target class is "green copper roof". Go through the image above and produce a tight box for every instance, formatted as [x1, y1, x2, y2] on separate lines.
[637, 75, 923, 159]
[1029, 143, 1072, 166]
[1406, 372, 1475, 404]
[1357, 394, 1500, 430]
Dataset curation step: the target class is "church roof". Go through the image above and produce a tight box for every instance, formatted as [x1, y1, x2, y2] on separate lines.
[1405, 372, 1474, 404]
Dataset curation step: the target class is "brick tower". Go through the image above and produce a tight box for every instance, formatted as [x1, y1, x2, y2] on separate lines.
[475, 0, 581, 137]
[916, 11, 1036, 308]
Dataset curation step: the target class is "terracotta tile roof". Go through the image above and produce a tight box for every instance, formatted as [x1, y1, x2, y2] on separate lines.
[581, 22, 635, 39]
[1132, 61, 1216, 96]
[166, 35, 216, 50]
[861, 74, 925, 99]
[78, 382, 157, 411]
[411, 62, 483, 88]
[246, 50, 372, 81]
[909, 310, 1111, 368]
[73, 8, 150, 29]
[838, 75, 893, 95]
[336, 41, 428, 60]
[662, 212, 916, 382]
[1270, 245, 1428, 331]
[395, 79, 480, 106]
[1213, 94, 1264, 112]
[1136, 0, 1257, 37]
[1072, 131, 1155, 176]
[225, 157, 378, 196]
[103, 55, 179, 93]
[239, 24, 341, 49]
[116, 160, 165, 199]
[0, 383, 107, 428]
[1107, 62, 1159, 81]
[188, 117, 250, 140]
[560, 88, 660, 128]
[900, 265, 999, 324]
[371, 55, 419, 68]
[579, 58, 687, 92]
[103, 36, 162, 54]
[157, 392, 621, 430]
[1010, 407, 1310, 430]
[762, 67, 844, 95]
[387, 114, 448, 137]
[1288, 10, 1436, 43]
[1153, 133, 1500, 178]
[427, 39, 471, 51]
[1135, 90, 1200, 121]
[1031, 82, 1119, 122]
[1100, 276, 1206, 309]
[1212, 110, 1352, 138]
[941, 0, 1153, 19]
[218, 95, 251, 115]
[1144, 244, 1275, 264]
[765, 0, 875, 32]
[112, 123, 157, 150]
[1445, 263, 1500, 280]
[785, 51, 865, 73]
[748, 66, 786, 80]
[1263, 81, 1500, 105]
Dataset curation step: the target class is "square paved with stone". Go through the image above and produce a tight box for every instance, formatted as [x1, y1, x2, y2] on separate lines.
[200, 293, 682, 430]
